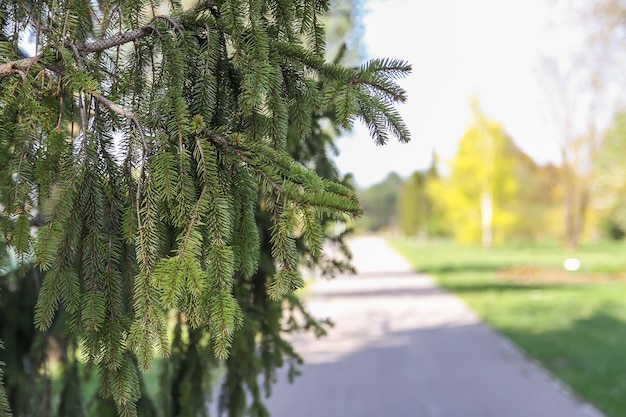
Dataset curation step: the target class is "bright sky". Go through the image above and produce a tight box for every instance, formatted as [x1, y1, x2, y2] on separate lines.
[333, 0, 586, 188]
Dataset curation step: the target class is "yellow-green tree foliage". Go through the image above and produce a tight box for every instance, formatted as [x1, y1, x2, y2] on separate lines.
[438, 111, 560, 245]
[441, 117, 516, 244]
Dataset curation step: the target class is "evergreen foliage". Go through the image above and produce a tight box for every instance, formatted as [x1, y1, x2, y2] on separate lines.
[0, 0, 410, 415]
[0, 341, 10, 417]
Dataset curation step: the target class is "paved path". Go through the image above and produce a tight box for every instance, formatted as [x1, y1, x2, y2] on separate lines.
[264, 236, 604, 417]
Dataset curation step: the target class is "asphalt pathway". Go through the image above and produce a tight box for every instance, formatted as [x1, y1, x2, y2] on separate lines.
[264, 236, 605, 417]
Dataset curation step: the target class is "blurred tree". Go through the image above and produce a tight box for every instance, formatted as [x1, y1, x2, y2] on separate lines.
[0, 0, 410, 416]
[440, 104, 517, 247]
[507, 150, 563, 243]
[592, 109, 626, 239]
[580, 0, 626, 240]
[583, 0, 626, 94]
[398, 155, 446, 239]
[429, 103, 562, 247]
[534, 0, 626, 246]
[398, 171, 426, 237]
[438, 104, 560, 246]
[537, 56, 603, 248]
[357, 173, 404, 232]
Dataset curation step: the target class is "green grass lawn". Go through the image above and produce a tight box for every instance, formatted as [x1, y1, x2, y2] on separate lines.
[389, 239, 626, 417]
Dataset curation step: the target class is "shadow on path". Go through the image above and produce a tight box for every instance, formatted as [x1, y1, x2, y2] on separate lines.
[266, 319, 603, 417]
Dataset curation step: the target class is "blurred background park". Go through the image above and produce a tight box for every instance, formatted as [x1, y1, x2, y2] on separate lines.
[343, 1, 626, 416]
[348, 0, 626, 247]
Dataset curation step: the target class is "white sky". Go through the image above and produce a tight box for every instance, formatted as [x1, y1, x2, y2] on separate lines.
[333, 0, 587, 188]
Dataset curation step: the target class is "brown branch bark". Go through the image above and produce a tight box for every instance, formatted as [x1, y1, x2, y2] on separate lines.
[0, 54, 44, 80]
[0, 26, 154, 81]
[93, 93, 147, 153]
[75, 26, 154, 54]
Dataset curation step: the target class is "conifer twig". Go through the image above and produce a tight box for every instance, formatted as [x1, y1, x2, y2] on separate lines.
[93, 94, 147, 150]
[205, 132, 284, 194]
[91, 93, 151, 283]
[71, 45, 90, 141]
[91, 94, 150, 283]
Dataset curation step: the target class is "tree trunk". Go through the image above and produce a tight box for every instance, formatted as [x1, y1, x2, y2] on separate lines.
[481, 191, 493, 249]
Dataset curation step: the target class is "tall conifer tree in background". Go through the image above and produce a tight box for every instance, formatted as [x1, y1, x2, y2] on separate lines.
[0, 0, 410, 415]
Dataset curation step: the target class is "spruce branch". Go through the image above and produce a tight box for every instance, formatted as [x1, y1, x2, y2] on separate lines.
[205, 132, 285, 195]
[152, 15, 185, 39]
[204, 130, 361, 217]
[0, 1, 213, 81]
[135, 151, 150, 281]
[178, 185, 207, 261]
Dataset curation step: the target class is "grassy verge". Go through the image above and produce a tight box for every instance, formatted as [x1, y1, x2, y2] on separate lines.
[389, 239, 626, 417]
